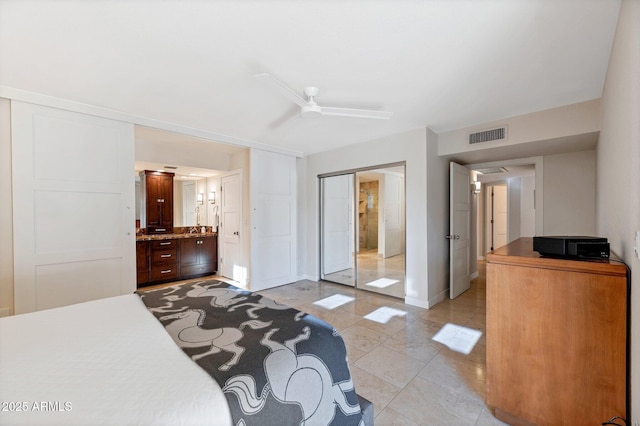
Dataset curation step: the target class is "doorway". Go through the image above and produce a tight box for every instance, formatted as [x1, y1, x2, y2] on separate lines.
[319, 163, 406, 298]
[471, 161, 539, 259]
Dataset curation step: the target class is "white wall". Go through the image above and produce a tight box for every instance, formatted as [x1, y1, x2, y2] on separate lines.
[520, 175, 535, 237]
[0, 98, 13, 314]
[173, 181, 184, 226]
[439, 99, 600, 158]
[597, 0, 640, 421]
[508, 178, 522, 241]
[426, 128, 450, 305]
[543, 150, 596, 235]
[135, 137, 232, 172]
[303, 128, 437, 308]
[206, 176, 220, 228]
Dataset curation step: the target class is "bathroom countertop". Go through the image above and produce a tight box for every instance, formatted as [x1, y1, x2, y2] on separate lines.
[136, 232, 217, 241]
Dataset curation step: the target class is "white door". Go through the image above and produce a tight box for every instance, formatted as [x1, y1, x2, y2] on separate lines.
[321, 174, 354, 279]
[449, 162, 471, 299]
[383, 173, 403, 258]
[492, 185, 508, 250]
[250, 148, 297, 291]
[219, 171, 243, 283]
[12, 102, 135, 313]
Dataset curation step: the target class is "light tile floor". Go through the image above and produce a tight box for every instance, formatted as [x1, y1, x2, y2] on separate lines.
[144, 262, 507, 425]
[323, 249, 406, 298]
[258, 261, 508, 426]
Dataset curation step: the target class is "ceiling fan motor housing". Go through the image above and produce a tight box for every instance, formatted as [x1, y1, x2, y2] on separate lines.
[301, 104, 322, 117]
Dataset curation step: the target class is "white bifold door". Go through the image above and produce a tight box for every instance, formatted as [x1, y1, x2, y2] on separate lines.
[12, 102, 135, 313]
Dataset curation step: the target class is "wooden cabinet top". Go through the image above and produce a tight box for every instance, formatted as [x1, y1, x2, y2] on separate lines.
[487, 237, 627, 277]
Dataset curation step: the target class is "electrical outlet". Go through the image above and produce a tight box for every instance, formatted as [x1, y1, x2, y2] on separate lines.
[635, 230, 640, 260]
[0, 308, 10, 318]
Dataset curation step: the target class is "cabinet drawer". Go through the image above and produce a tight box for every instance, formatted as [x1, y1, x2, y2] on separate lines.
[151, 239, 178, 250]
[150, 264, 179, 281]
[151, 248, 178, 263]
[181, 262, 215, 278]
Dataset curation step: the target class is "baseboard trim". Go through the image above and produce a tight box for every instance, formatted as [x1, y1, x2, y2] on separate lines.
[427, 288, 449, 308]
[297, 274, 318, 283]
[404, 296, 429, 309]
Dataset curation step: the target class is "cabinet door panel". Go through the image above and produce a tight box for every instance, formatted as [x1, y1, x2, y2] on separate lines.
[181, 263, 214, 277]
[199, 237, 216, 264]
[180, 239, 198, 267]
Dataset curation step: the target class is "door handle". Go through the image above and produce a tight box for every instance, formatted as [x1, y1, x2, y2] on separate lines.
[445, 235, 460, 240]
[233, 231, 240, 236]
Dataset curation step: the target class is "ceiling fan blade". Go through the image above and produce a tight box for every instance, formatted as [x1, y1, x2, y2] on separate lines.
[319, 106, 393, 120]
[254, 73, 308, 108]
[268, 105, 301, 129]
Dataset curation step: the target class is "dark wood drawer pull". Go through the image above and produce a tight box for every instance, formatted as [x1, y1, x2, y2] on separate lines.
[160, 269, 172, 274]
[159, 241, 171, 245]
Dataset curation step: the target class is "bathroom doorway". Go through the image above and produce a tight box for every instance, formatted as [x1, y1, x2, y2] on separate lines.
[319, 163, 406, 298]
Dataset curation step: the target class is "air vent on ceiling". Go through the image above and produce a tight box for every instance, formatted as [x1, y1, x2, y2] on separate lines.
[163, 165, 178, 170]
[469, 126, 507, 144]
[476, 167, 508, 175]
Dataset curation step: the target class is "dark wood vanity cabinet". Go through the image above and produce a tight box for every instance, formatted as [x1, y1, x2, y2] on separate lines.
[136, 240, 149, 285]
[149, 239, 179, 282]
[180, 236, 217, 278]
[141, 170, 174, 234]
[137, 235, 218, 288]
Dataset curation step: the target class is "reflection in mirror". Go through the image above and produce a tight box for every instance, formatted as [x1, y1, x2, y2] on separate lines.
[355, 166, 405, 298]
[320, 174, 355, 287]
[181, 181, 197, 226]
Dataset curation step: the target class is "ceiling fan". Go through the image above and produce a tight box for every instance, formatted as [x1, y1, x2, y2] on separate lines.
[255, 73, 393, 120]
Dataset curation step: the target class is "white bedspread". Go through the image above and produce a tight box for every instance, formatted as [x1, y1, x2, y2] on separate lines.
[0, 294, 232, 426]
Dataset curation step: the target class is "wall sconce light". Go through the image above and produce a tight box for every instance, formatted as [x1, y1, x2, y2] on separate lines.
[197, 193, 204, 205]
[208, 191, 215, 204]
[472, 181, 481, 194]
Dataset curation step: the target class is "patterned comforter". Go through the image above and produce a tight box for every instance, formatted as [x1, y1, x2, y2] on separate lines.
[138, 280, 365, 426]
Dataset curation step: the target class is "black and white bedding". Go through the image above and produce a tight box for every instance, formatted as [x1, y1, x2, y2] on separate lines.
[0, 280, 371, 426]
[138, 280, 368, 426]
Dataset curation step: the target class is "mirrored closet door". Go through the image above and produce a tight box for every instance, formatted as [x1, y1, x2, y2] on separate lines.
[320, 164, 406, 298]
[320, 174, 356, 286]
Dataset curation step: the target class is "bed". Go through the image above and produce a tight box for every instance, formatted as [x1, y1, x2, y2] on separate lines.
[0, 280, 373, 426]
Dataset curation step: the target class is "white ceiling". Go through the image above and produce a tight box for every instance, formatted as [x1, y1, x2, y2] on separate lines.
[0, 0, 620, 156]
